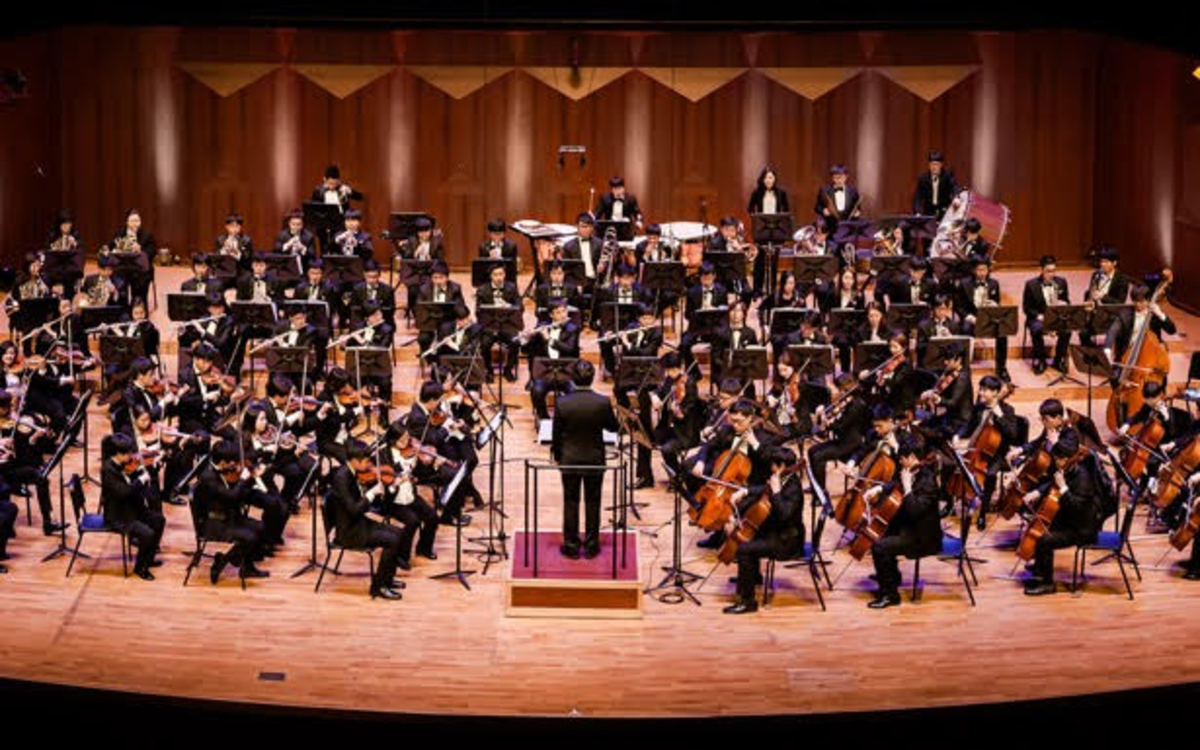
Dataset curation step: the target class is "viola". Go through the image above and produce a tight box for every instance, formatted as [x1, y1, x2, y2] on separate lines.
[1153, 435, 1200, 510]
[1106, 269, 1172, 431]
[286, 395, 322, 412]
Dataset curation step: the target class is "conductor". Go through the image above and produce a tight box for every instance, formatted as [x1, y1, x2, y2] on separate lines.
[551, 360, 618, 559]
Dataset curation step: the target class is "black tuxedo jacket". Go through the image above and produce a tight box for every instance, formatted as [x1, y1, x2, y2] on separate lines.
[884, 274, 938, 306]
[1022, 276, 1071, 320]
[273, 229, 317, 257]
[477, 237, 519, 260]
[748, 186, 790, 215]
[475, 281, 520, 309]
[180, 276, 223, 296]
[595, 192, 641, 223]
[813, 184, 861, 221]
[1086, 270, 1131, 305]
[956, 276, 1001, 317]
[912, 170, 959, 217]
[101, 459, 150, 527]
[551, 387, 618, 468]
[236, 273, 285, 302]
[886, 466, 943, 555]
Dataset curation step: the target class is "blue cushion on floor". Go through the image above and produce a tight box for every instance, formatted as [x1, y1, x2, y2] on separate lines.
[80, 513, 109, 532]
[940, 537, 963, 556]
[1091, 531, 1122, 550]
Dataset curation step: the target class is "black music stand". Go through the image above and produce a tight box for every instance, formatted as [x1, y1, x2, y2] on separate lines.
[598, 301, 641, 335]
[727, 346, 769, 389]
[641, 261, 685, 322]
[923, 336, 974, 370]
[793, 255, 840, 286]
[323, 255, 364, 288]
[610, 402, 651, 522]
[532, 357, 578, 387]
[415, 301, 458, 335]
[110, 251, 148, 280]
[471, 258, 518, 287]
[931, 257, 970, 285]
[556, 258, 588, 287]
[751, 212, 794, 299]
[98, 335, 145, 373]
[767, 307, 811, 336]
[265, 253, 303, 285]
[1089, 303, 1134, 339]
[870, 255, 912, 279]
[345, 347, 391, 381]
[975, 304, 1018, 369]
[616, 356, 662, 394]
[438, 355, 490, 389]
[886, 302, 930, 334]
[265, 346, 314, 375]
[833, 219, 876, 247]
[388, 212, 434, 241]
[79, 305, 125, 333]
[855, 342, 892, 373]
[42, 249, 84, 287]
[210, 254, 238, 282]
[398, 258, 434, 289]
[786, 344, 836, 381]
[430, 463, 475, 591]
[303, 201, 343, 254]
[595, 219, 634, 243]
[39, 392, 92, 562]
[8, 296, 58, 334]
[689, 307, 729, 336]
[476, 304, 523, 340]
[703, 250, 746, 289]
[166, 293, 208, 322]
[281, 300, 330, 333]
[1070, 345, 1114, 423]
[1045, 304, 1090, 387]
[828, 309, 866, 340]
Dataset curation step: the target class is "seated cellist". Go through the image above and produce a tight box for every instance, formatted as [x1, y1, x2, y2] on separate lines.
[1116, 380, 1191, 496]
[952, 374, 1021, 530]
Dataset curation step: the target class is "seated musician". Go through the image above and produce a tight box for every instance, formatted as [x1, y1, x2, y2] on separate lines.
[332, 208, 374, 263]
[1023, 254, 1072, 375]
[915, 294, 962, 366]
[861, 434, 943, 608]
[126, 405, 168, 512]
[764, 272, 805, 359]
[776, 310, 829, 368]
[179, 292, 236, 374]
[1081, 246, 1130, 347]
[378, 421, 448, 564]
[181, 253, 223, 296]
[814, 164, 862, 227]
[344, 301, 395, 410]
[808, 372, 871, 495]
[9, 254, 51, 317]
[112, 299, 160, 366]
[214, 212, 254, 277]
[27, 333, 83, 433]
[613, 303, 665, 489]
[1117, 380, 1191, 484]
[112, 356, 178, 436]
[680, 262, 730, 374]
[80, 254, 127, 309]
[651, 352, 702, 481]
[428, 304, 483, 377]
[882, 255, 937, 308]
[560, 213, 601, 292]
[350, 259, 396, 327]
[765, 358, 812, 440]
[294, 258, 337, 305]
[45, 208, 86, 295]
[274, 305, 324, 376]
[914, 343, 974, 445]
[1103, 283, 1176, 375]
[523, 301, 581, 422]
[475, 263, 521, 382]
[406, 381, 477, 524]
[262, 374, 325, 437]
[197, 439, 271, 582]
[953, 375, 1020, 528]
[128, 398, 206, 507]
[957, 255, 1009, 381]
[856, 301, 892, 351]
[312, 164, 363, 211]
[403, 216, 444, 262]
[478, 217, 518, 261]
[707, 216, 741, 253]
[534, 260, 580, 325]
[1021, 431, 1102, 596]
[960, 218, 989, 259]
[912, 150, 958, 219]
[723, 445, 806, 615]
[313, 368, 365, 465]
[330, 439, 406, 601]
[101, 433, 165, 581]
[237, 251, 285, 305]
[107, 208, 155, 306]
[723, 301, 759, 390]
[273, 209, 317, 264]
[415, 262, 465, 355]
[683, 400, 771, 550]
[235, 408, 296, 548]
[598, 264, 649, 378]
[637, 223, 672, 263]
[818, 267, 865, 372]
[176, 343, 232, 435]
[0, 391, 66, 535]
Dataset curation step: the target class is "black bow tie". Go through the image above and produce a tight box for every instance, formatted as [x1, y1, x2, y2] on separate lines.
[977, 281, 988, 287]
[832, 187, 843, 193]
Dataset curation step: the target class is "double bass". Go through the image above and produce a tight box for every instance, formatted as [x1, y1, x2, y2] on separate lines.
[1106, 269, 1173, 431]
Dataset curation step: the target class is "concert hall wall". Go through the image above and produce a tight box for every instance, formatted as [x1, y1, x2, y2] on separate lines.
[1, 27, 1196, 303]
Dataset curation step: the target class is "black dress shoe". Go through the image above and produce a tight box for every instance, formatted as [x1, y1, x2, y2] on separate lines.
[42, 521, 67, 536]
[388, 579, 407, 589]
[417, 549, 438, 561]
[867, 591, 901, 609]
[371, 586, 403, 601]
[723, 600, 758, 615]
[243, 565, 270, 579]
[1052, 358, 1069, 374]
[1183, 569, 1200, 581]
[148, 559, 164, 568]
[1032, 360, 1047, 375]
[997, 368, 1011, 383]
[439, 514, 472, 527]
[584, 545, 601, 560]
[1024, 581, 1057, 596]
[163, 495, 187, 506]
[504, 369, 518, 383]
[697, 533, 724, 549]
[210, 553, 227, 584]
[396, 558, 412, 571]
[976, 512, 988, 532]
[559, 544, 581, 560]
[134, 568, 156, 582]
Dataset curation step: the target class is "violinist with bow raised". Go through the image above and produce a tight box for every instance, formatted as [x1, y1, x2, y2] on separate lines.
[195, 439, 271, 583]
[175, 344, 232, 435]
[807, 372, 871, 496]
[112, 356, 181, 436]
[651, 352, 702, 482]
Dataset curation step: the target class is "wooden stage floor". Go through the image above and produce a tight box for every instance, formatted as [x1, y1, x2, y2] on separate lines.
[3, 264, 1200, 719]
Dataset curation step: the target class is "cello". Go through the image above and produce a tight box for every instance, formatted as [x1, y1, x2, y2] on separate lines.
[848, 481, 906, 560]
[1015, 449, 1089, 561]
[1117, 410, 1167, 482]
[946, 383, 1016, 502]
[688, 423, 758, 532]
[1152, 435, 1200, 510]
[1169, 499, 1200, 552]
[1106, 269, 1173, 431]
[718, 459, 807, 564]
[833, 442, 896, 530]
[998, 444, 1053, 520]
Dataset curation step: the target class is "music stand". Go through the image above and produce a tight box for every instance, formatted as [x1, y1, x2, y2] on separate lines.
[832, 219, 875, 247]
[1045, 304, 1090, 387]
[793, 255, 840, 286]
[303, 201, 343, 254]
[476, 305, 523, 339]
[923, 335, 974, 369]
[98, 335, 145, 372]
[79, 305, 125, 332]
[828, 309, 866, 341]
[430, 463, 475, 590]
[931, 257, 969, 284]
[471, 258, 518, 288]
[265, 253, 303, 285]
[751, 212, 794, 246]
[641, 261, 685, 324]
[689, 307, 729, 336]
[110, 251, 148, 280]
[767, 307, 810, 336]
[415, 301, 458, 333]
[345, 346, 391, 380]
[727, 346, 769, 388]
[9, 297, 58, 333]
[532, 357, 579, 389]
[556, 258, 588, 287]
[886, 303, 930, 334]
[42, 249, 84, 284]
[1070, 345, 1114, 423]
[281, 300, 330, 333]
[388, 212, 434, 241]
[209, 255, 238, 283]
[870, 255, 912, 279]
[975, 305, 1018, 369]
[598, 301, 641, 335]
[616, 356, 662, 394]
[166, 293, 209, 322]
[231, 300, 277, 329]
[439, 355, 490, 388]
[595, 219, 634, 243]
[703, 250, 746, 288]
[786, 344, 836, 381]
[1089, 303, 1133, 339]
[323, 255, 364, 287]
[264, 346, 314, 375]
[855, 342, 892, 373]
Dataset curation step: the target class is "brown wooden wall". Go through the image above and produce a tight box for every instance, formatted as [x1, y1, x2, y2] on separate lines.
[1, 26, 1197, 303]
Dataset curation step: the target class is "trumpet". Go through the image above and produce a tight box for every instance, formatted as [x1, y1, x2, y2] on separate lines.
[595, 322, 661, 344]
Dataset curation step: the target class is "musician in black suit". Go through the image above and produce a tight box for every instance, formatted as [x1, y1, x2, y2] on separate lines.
[882, 256, 937, 307]
[813, 164, 862, 225]
[594, 176, 642, 227]
[196, 441, 270, 583]
[863, 434, 943, 608]
[178, 293, 236, 373]
[475, 263, 521, 380]
[181, 254, 223, 296]
[175, 344, 227, 435]
[1104, 284, 1176, 367]
[680, 263, 730, 374]
[957, 255, 1009, 381]
[748, 166, 790, 215]
[345, 302, 395, 398]
[916, 344, 974, 444]
[560, 213, 601, 293]
[111, 357, 178, 436]
[915, 294, 963, 366]
[330, 440, 405, 600]
[273, 209, 317, 264]
[960, 218, 989, 259]
[612, 304, 665, 488]
[912, 150, 959, 219]
[236, 252, 285, 304]
[273, 306, 322, 373]
[101, 433, 165, 580]
[651, 352, 703, 481]
[534, 261, 580, 323]
[0, 391, 65, 536]
[522, 301, 581, 421]
[477, 217, 519, 260]
[108, 208, 155, 305]
[551, 360, 619, 559]
[294, 259, 337, 305]
[43, 208, 86, 294]
[723, 301, 759, 388]
[331, 208, 374, 263]
[415, 263, 465, 354]
[597, 264, 650, 376]
[311, 164, 363, 211]
[349, 259, 396, 327]
[1081, 246, 1131, 348]
[807, 373, 872, 495]
[955, 375, 1021, 528]
[1023, 255, 1072, 374]
[213, 212, 254, 276]
[80, 255, 128, 309]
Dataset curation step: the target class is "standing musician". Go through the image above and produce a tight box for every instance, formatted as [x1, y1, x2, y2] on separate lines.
[312, 164, 363, 212]
[330, 439, 406, 600]
[534, 261, 580, 324]
[748, 165, 790, 215]
[808, 372, 871, 495]
[415, 262, 465, 356]
[915, 294, 962, 366]
[181, 253, 223, 296]
[1020, 431, 1102, 596]
[101, 433, 166, 581]
[953, 375, 1021, 528]
[861, 434, 942, 608]
[651, 352, 702, 481]
[680, 262, 729, 375]
[560, 213, 601, 289]
[912, 150, 958, 219]
[1081, 246, 1130, 348]
[0, 391, 66, 535]
[1023, 254, 1072, 375]
[44, 209, 86, 295]
[273, 209, 317, 264]
[521, 301, 581, 422]
[722, 446, 805, 615]
[594, 176, 643, 227]
[1103, 284, 1175, 369]
[613, 303, 665, 489]
[214, 212, 254, 276]
[551, 361, 619, 559]
[196, 440, 271, 583]
[478, 217, 518, 261]
[814, 164, 862, 226]
[475, 263, 522, 382]
[957, 255, 1009, 381]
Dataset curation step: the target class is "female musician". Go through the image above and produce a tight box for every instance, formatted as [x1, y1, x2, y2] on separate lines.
[1, 342, 28, 397]
[748, 166, 790, 216]
[113, 299, 161, 365]
[860, 433, 942, 608]
[723, 445, 805, 615]
[11, 253, 52, 309]
[44, 209, 86, 294]
[817, 266, 865, 315]
[26, 333, 81, 433]
[108, 208, 155, 305]
[273, 209, 317, 264]
[764, 272, 806, 361]
[235, 404, 294, 549]
[127, 404, 176, 512]
[377, 421, 446, 565]
[0, 390, 65, 535]
[101, 432, 165, 581]
[765, 356, 809, 439]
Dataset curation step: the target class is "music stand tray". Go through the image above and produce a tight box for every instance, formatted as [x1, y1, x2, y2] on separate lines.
[1070, 345, 1114, 380]
[476, 305, 523, 338]
[531, 357, 579, 387]
[869, 255, 912, 278]
[345, 347, 393, 382]
[555, 259, 588, 287]
[80, 305, 125, 331]
[854, 342, 892, 373]
[641, 261, 685, 292]
[598, 301, 642, 334]
[398, 258, 434, 288]
[303, 201, 343, 239]
[389, 212, 435, 240]
[323, 255, 365, 287]
[727, 346, 769, 383]
[613, 403, 654, 450]
[886, 303, 930, 333]
[974, 305, 1019, 338]
[931, 257, 969, 282]
[110, 251, 149, 279]
[231, 301, 277, 329]
[98, 335, 146, 370]
[751, 213, 794, 246]
[616, 356, 663, 390]
[471, 258, 518, 287]
[265, 346, 314, 374]
[166, 293, 209, 322]
[281, 300, 331, 332]
[689, 307, 730, 335]
[786, 344, 836, 381]
[828, 309, 866, 339]
[793, 255, 840, 286]
[767, 307, 812, 335]
[415, 301, 459, 333]
[10, 297, 58, 330]
[1089, 303, 1133, 337]
[438, 355, 489, 388]
[1044, 304, 1091, 337]
[702, 251, 746, 285]
[595, 219, 634, 243]
[265, 254, 303, 285]
[923, 335, 974, 369]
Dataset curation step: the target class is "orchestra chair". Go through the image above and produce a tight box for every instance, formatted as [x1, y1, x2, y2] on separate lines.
[1071, 489, 1140, 600]
[314, 493, 377, 597]
[181, 488, 246, 590]
[910, 495, 979, 606]
[13, 485, 32, 527]
[1182, 352, 1200, 418]
[766, 499, 832, 611]
[64, 474, 129, 579]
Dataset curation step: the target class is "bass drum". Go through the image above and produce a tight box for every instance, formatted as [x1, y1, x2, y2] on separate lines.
[936, 189, 1011, 255]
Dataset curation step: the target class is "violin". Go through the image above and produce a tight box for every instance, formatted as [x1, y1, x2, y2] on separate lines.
[397, 439, 459, 469]
[1106, 269, 1173, 431]
[920, 360, 964, 408]
[287, 395, 322, 412]
[356, 464, 398, 487]
[200, 370, 238, 393]
[219, 462, 245, 484]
